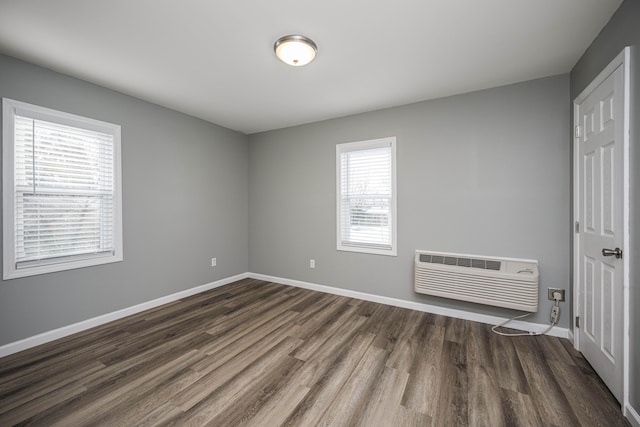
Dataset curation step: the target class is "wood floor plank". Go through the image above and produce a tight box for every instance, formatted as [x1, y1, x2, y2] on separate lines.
[289, 292, 340, 321]
[16, 349, 202, 426]
[466, 322, 505, 427]
[514, 338, 583, 426]
[317, 344, 388, 426]
[400, 322, 446, 416]
[533, 334, 576, 366]
[134, 403, 184, 427]
[291, 303, 360, 361]
[62, 350, 204, 427]
[206, 357, 306, 426]
[394, 405, 433, 426]
[292, 295, 349, 339]
[288, 290, 336, 314]
[172, 325, 299, 411]
[432, 341, 469, 426]
[353, 300, 380, 318]
[0, 328, 127, 382]
[0, 360, 105, 415]
[83, 331, 214, 389]
[219, 281, 286, 309]
[0, 279, 631, 427]
[203, 302, 290, 347]
[169, 337, 303, 426]
[90, 366, 205, 426]
[95, 310, 226, 366]
[244, 382, 310, 427]
[500, 388, 543, 427]
[384, 310, 425, 372]
[444, 316, 469, 344]
[355, 366, 410, 427]
[369, 306, 414, 350]
[0, 381, 89, 426]
[282, 332, 377, 426]
[204, 291, 298, 337]
[548, 359, 628, 426]
[288, 313, 368, 388]
[128, 292, 232, 329]
[197, 310, 300, 371]
[487, 328, 530, 394]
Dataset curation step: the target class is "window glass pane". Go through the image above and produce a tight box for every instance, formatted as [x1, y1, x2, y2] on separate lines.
[14, 116, 115, 264]
[337, 138, 396, 255]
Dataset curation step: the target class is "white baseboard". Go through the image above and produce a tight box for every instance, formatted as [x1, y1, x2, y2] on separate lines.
[0, 273, 249, 358]
[249, 273, 569, 339]
[567, 328, 575, 344]
[625, 403, 640, 427]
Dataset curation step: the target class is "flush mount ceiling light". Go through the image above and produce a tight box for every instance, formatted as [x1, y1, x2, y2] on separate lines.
[274, 35, 317, 66]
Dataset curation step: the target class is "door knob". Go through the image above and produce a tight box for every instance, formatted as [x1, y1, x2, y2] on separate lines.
[602, 247, 623, 259]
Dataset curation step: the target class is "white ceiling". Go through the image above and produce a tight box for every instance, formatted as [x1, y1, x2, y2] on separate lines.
[0, 1, 622, 134]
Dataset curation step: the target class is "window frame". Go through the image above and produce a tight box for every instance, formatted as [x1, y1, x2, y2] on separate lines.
[2, 98, 123, 280]
[336, 136, 397, 256]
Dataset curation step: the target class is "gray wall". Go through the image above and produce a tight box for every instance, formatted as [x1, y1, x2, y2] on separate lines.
[249, 74, 570, 327]
[0, 54, 249, 346]
[570, 0, 640, 412]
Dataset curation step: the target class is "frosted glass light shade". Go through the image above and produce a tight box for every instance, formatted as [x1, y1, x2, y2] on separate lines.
[274, 35, 317, 66]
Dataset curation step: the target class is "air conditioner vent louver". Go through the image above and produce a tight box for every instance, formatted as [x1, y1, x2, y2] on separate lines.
[458, 258, 471, 267]
[418, 253, 502, 271]
[415, 250, 539, 312]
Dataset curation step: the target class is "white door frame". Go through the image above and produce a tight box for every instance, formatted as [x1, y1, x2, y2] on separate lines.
[572, 46, 630, 414]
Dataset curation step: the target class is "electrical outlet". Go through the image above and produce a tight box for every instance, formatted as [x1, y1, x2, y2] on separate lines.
[211, 258, 217, 267]
[309, 259, 315, 269]
[547, 288, 565, 301]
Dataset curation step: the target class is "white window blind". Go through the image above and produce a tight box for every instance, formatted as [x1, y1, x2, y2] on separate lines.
[3, 98, 123, 279]
[336, 137, 397, 256]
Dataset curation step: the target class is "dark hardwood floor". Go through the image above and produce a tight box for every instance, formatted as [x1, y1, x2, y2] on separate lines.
[0, 278, 629, 426]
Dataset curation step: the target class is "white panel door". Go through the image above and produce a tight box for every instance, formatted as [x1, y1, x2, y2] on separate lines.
[576, 64, 624, 402]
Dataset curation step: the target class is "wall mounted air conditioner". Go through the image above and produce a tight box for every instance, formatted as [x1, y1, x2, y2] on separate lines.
[414, 250, 539, 312]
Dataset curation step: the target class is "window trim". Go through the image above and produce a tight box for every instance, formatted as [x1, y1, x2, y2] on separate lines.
[336, 136, 397, 256]
[2, 98, 123, 280]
